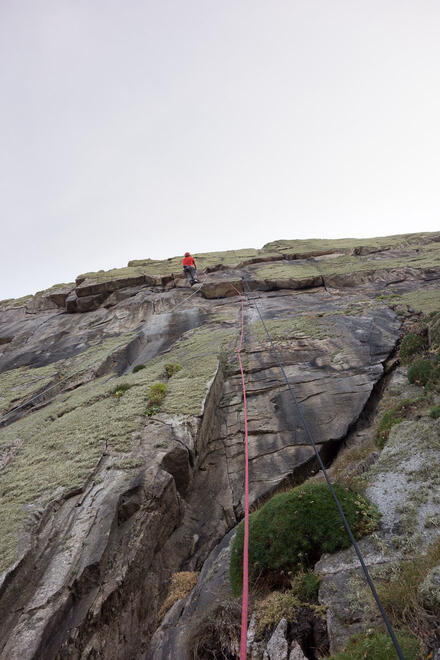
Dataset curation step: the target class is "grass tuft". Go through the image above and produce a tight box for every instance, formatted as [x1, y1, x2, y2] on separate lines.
[112, 383, 132, 398]
[164, 363, 182, 378]
[157, 571, 198, 623]
[429, 405, 440, 419]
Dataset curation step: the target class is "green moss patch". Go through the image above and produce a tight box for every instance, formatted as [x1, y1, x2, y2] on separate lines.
[255, 240, 440, 282]
[0, 363, 60, 415]
[385, 290, 440, 315]
[230, 482, 379, 596]
[0, 325, 233, 572]
[79, 248, 280, 285]
[375, 398, 427, 448]
[326, 630, 422, 660]
[430, 405, 440, 419]
[263, 232, 439, 256]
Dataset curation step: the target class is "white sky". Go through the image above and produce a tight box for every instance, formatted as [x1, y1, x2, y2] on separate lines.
[1, 0, 440, 300]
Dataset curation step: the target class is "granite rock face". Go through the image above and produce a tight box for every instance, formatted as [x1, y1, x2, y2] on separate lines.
[0, 232, 439, 659]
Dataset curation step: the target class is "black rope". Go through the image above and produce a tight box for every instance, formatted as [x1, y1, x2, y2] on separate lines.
[241, 276, 404, 660]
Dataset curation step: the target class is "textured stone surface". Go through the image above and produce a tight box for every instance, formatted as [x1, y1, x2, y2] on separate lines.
[264, 618, 289, 659]
[0, 233, 439, 658]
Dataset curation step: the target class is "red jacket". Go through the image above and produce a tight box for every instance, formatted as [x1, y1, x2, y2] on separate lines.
[182, 256, 196, 267]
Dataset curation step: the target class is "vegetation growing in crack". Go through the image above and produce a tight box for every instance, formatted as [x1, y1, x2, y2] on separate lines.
[346, 539, 440, 654]
[157, 571, 199, 623]
[325, 630, 422, 659]
[375, 397, 428, 448]
[229, 482, 379, 596]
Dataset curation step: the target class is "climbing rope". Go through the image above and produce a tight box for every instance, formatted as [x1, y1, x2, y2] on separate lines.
[0, 271, 207, 425]
[240, 276, 404, 660]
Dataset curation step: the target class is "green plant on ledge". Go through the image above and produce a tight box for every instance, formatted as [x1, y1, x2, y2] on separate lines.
[132, 364, 146, 373]
[229, 482, 379, 596]
[326, 630, 422, 659]
[145, 382, 167, 416]
[164, 362, 182, 378]
[112, 383, 132, 398]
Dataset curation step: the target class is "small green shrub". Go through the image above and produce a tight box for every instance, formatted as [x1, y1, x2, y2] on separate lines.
[407, 359, 433, 386]
[145, 382, 167, 416]
[149, 382, 167, 404]
[230, 482, 379, 596]
[112, 383, 132, 398]
[430, 405, 440, 419]
[164, 362, 182, 378]
[400, 332, 428, 364]
[327, 630, 422, 659]
[132, 364, 146, 373]
[145, 405, 160, 417]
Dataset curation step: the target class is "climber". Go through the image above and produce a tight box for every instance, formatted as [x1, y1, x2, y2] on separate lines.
[182, 252, 199, 286]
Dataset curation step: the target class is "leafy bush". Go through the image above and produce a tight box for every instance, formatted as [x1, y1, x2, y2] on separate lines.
[145, 382, 167, 416]
[407, 359, 433, 386]
[430, 405, 440, 419]
[400, 332, 428, 364]
[327, 630, 422, 659]
[149, 382, 167, 404]
[132, 364, 146, 373]
[164, 362, 182, 378]
[112, 383, 132, 398]
[229, 482, 379, 596]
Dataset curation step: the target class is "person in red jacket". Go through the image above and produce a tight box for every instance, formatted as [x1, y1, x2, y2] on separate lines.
[182, 252, 199, 285]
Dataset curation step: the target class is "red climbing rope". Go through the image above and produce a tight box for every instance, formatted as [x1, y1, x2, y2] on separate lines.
[231, 285, 250, 659]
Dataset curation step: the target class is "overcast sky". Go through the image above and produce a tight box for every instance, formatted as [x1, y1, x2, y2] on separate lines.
[1, 1, 439, 300]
